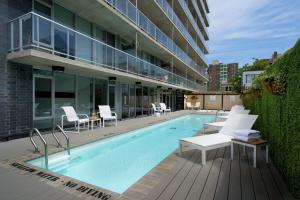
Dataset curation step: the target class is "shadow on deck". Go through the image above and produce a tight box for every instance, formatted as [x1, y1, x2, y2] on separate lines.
[143, 146, 294, 200]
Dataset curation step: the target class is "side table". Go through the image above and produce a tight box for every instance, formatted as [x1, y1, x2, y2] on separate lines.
[89, 117, 101, 130]
[231, 138, 268, 168]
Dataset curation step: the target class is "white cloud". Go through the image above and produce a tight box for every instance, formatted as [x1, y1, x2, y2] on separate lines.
[208, 0, 300, 41]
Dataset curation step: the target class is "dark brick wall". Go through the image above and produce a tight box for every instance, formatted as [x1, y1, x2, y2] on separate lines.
[0, 0, 33, 138]
[208, 64, 220, 91]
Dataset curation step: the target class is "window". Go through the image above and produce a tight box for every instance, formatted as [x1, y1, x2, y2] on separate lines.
[209, 95, 216, 102]
[229, 95, 236, 102]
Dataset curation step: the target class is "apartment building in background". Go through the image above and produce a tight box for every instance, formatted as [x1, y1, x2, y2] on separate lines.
[242, 51, 281, 89]
[0, 0, 210, 138]
[208, 60, 238, 91]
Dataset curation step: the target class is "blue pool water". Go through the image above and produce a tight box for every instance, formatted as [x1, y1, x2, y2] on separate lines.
[28, 114, 214, 193]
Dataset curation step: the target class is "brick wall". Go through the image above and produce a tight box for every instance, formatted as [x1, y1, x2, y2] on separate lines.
[0, 0, 32, 138]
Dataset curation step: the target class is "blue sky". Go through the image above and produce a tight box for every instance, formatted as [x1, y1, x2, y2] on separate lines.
[206, 0, 300, 67]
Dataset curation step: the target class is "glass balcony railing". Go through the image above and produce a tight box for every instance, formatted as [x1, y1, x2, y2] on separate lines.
[105, 0, 208, 78]
[199, 0, 210, 26]
[8, 12, 206, 92]
[191, 0, 209, 36]
[178, 0, 209, 42]
[155, 0, 208, 61]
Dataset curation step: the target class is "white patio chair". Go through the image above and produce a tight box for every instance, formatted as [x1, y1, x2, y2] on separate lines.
[186, 102, 192, 110]
[61, 106, 89, 133]
[98, 105, 117, 127]
[194, 102, 201, 110]
[151, 103, 163, 117]
[179, 114, 258, 165]
[159, 103, 171, 114]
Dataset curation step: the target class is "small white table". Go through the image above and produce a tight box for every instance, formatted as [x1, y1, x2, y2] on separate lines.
[89, 117, 101, 130]
[231, 138, 269, 168]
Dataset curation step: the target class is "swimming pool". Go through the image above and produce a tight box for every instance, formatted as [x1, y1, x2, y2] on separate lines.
[27, 114, 214, 193]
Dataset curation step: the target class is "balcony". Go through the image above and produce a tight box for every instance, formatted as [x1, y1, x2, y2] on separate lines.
[104, 0, 208, 79]
[154, 0, 209, 55]
[8, 12, 206, 92]
[178, 0, 209, 40]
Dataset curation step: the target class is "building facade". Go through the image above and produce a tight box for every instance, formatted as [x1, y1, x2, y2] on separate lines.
[208, 61, 238, 91]
[0, 0, 210, 138]
[242, 70, 264, 89]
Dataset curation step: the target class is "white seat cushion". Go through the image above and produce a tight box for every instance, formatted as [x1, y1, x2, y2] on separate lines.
[103, 116, 117, 120]
[78, 118, 89, 123]
[181, 134, 232, 147]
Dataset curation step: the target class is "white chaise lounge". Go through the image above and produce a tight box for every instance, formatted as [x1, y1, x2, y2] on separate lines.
[61, 106, 89, 133]
[217, 109, 250, 120]
[98, 105, 117, 127]
[160, 103, 171, 114]
[217, 105, 245, 116]
[179, 114, 258, 165]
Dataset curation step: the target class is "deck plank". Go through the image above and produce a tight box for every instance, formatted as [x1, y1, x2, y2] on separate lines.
[185, 149, 218, 200]
[240, 147, 255, 200]
[257, 148, 283, 200]
[171, 152, 205, 200]
[213, 147, 231, 200]
[269, 164, 295, 200]
[200, 148, 225, 200]
[228, 144, 241, 200]
[144, 151, 195, 200]
[157, 151, 200, 200]
[246, 148, 269, 200]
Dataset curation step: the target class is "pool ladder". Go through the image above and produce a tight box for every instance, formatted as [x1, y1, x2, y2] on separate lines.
[29, 125, 70, 169]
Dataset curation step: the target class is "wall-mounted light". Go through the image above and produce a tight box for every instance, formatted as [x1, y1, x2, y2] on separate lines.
[52, 66, 64, 73]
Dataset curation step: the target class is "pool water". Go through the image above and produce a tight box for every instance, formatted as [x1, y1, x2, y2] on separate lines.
[28, 114, 214, 193]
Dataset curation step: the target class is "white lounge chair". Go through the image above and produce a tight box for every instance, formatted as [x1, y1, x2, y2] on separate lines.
[204, 110, 250, 133]
[61, 106, 89, 133]
[179, 114, 258, 165]
[151, 103, 163, 116]
[98, 105, 117, 127]
[217, 109, 250, 120]
[218, 105, 245, 116]
[160, 103, 171, 114]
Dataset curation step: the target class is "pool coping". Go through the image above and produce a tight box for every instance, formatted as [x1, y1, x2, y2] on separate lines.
[1, 111, 217, 200]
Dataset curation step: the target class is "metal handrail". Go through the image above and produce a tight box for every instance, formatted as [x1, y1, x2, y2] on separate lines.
[52, 125, 70, 155]
[29, 128, 48, 169]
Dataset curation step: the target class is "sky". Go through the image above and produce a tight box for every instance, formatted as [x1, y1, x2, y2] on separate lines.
[206, 0, 300, 67]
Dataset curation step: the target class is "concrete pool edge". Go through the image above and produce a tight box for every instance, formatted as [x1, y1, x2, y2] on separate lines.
[0, 111, 217, 200]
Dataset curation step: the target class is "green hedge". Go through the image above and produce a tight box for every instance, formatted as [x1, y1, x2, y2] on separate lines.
[242, 39, 300, 199]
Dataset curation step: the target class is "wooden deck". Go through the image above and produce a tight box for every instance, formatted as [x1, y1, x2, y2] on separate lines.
[143, 146, 294, 200]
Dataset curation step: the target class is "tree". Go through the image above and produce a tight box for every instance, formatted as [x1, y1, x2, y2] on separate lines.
[229, 59, 269, 93]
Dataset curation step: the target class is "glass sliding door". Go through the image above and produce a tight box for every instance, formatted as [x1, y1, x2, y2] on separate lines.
[33, 75, 54, 129]
[135, 86, 143, 116]
[77, 76, 93, 115]
[121, 84, 129, 118]
[95, 79, 108, 112]
[108, 85, 116, 110]
[129, 85, 135, 118]
[54, 73, 76, 125]
[143, 87, 149, 115]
